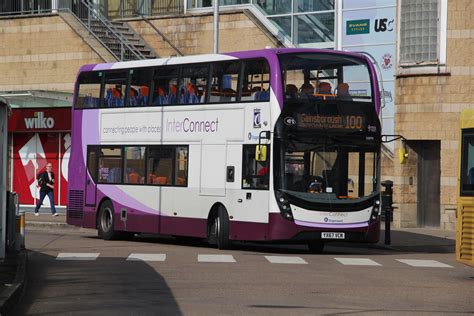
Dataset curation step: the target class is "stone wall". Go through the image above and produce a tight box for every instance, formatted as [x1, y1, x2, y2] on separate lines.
[393, 0, 474, 230]
[126, 11, 278, 57]
[0, 14, 104, 92]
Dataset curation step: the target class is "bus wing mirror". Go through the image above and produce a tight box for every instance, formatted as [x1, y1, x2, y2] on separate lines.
[255, 145, 267, 162]
[398, 141, 408, 164]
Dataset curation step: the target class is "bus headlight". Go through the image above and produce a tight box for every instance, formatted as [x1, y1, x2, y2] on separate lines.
[275, 191, 293, 221]
[371, 200, 380, 221]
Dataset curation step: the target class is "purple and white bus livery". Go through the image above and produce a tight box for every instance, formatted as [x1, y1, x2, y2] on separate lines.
[67, 48, 382, 252]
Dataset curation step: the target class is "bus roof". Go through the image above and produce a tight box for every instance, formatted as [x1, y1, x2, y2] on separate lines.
[78, 48, 372, 74]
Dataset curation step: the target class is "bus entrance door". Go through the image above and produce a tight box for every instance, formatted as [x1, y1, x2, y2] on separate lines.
[225, 144, 269, 231]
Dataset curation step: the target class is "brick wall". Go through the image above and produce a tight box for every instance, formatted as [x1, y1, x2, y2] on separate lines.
[0, 15, 104, 92]
[126, 11, 278, 57]
[393, 0, 474, 230]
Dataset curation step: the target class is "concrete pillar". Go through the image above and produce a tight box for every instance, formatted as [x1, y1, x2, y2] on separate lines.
[52, 0, 58, 12]
[0, 98, 8, 259]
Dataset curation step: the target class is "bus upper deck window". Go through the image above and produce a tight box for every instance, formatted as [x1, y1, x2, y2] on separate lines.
[103, 72, 127, 108]
[129, 68, 153, 107]
[242, 59, 270, 102]
[180, 66, 208, 105]
[210, 61, 240, 103]
[77, 71, 102, 109]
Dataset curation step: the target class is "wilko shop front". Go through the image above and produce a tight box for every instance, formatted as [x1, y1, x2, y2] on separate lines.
[8, 107, 71, 207]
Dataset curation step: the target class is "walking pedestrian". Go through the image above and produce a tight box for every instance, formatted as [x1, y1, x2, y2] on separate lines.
[35, 162, 58, 216]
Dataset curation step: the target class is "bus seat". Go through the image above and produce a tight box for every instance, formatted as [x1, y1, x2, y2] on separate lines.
[156, 176, 169, 185]
[177, 177, 186, 186]
[129, 172, 139, 184]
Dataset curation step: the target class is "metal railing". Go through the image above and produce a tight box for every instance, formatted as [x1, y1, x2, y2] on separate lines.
[137, 10, 184, 56]
[0, 1, 152, 61]
[0, 0, 52, 16]
[108, 0, 183, 18]
[67, 0, 148, 60]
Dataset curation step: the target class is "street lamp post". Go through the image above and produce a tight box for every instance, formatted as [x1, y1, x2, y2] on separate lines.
[213, 0, 219, 54]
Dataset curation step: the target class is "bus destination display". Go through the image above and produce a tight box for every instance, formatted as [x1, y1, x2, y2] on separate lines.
[297, 114, 365, 130]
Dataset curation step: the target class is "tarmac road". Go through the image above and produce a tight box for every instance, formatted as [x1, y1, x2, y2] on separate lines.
[12, 227, 474, 316]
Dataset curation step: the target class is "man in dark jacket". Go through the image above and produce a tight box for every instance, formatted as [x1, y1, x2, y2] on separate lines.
[35, 163, 58, 216]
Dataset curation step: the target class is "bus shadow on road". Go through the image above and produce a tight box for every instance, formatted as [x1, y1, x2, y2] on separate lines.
[13, 250, 182, 316]
[85, 229, 455, 256]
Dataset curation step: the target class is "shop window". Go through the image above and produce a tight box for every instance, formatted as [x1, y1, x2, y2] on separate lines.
[242, 59, 271, 102]
[147, 146, 188, 186]
[210, 62, 240, 103]
[77, 71, 102, 108]
[124, 147, 146, 184]
[103, 72, 127, 108]
[99, 147, 122, 184]
[152, 67, 179, 105]
[180, 65, 209, 104]
[242, 145, 270, 190]
[128, 68, 153, 107]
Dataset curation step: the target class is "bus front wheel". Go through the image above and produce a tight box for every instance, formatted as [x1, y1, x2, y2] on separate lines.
[98, 200, 118, 240]
[209, 207, 232, 250]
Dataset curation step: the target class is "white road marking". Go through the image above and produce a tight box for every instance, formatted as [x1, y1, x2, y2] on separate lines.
[265, 256, 308, 264]
[396, 259, 453, 268]
[198, 254, 236, 263]
[335, 258, 381, 266]
[56, 253, 100, 261]
[127, 254, 166, 262]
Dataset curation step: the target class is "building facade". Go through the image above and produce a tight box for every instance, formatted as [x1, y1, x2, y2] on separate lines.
[393, 0, 473, 230]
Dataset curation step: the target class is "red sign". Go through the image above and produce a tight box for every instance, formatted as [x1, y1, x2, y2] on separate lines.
[8, 107, 71, 132]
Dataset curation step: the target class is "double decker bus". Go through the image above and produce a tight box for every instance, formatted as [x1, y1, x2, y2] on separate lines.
[67, 48, 382, 252]
[457, 109, 474, 267]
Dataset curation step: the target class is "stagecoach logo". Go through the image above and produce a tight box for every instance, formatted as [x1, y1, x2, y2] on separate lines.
[324, 217, 329, 223]
[253, 109, 261, 128]
[346, 19, 370, 35]
[284, 116, 297, 126]
[381, 53, 393, 70]
[24, 112, 55, 129]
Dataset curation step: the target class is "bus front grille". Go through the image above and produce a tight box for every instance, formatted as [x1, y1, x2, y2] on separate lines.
[68, 190, 84, 219]
[460, 206, 474, 260]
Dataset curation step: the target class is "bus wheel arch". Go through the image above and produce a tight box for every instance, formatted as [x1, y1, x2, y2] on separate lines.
[207, 203, 232, 250]
[96, 198, 119, 240]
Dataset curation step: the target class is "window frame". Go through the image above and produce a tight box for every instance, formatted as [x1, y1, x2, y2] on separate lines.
[241, 144, 271, 191]
[146, 145, 189, 187]
[87, 144, 189, 187]
[74, 58, 273, 110]
[460, 128, 474, 197]
[123, 146, 148, 185]
[97, 146, 124, 185]
[397, 0, 448, 72]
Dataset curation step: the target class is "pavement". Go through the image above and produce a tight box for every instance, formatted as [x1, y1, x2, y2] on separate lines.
[0, 210, 459, 315]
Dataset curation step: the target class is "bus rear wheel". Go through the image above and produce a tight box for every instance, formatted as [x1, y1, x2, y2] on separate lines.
[308, 241, 325, 253]
[98, 200, 118, 240]
[209, 207, 232, 250]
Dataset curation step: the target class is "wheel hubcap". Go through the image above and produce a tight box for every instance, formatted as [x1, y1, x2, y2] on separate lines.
[101, 207, 113, 232]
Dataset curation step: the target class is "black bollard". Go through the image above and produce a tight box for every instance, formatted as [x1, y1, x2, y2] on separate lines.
[381, 180, 394, 245]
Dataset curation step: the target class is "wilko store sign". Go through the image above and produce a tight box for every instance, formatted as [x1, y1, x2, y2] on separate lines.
[24, 112, 55, 129]
[8, 108, 71, 132]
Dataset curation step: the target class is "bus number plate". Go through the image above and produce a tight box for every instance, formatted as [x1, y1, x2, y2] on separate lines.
[321, 232, 345, 239]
